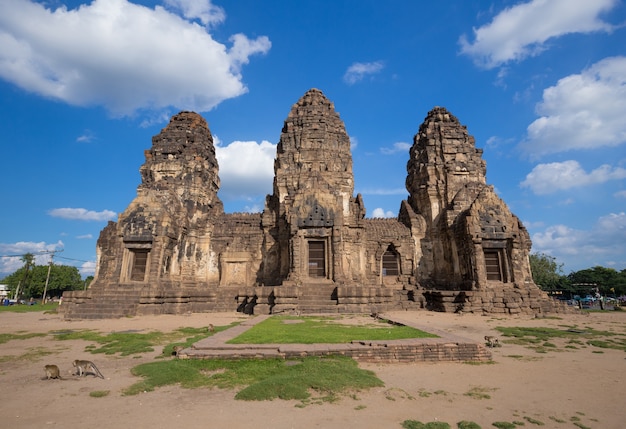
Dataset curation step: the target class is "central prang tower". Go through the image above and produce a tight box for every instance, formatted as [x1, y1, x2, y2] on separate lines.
[261, 88, 367, 287]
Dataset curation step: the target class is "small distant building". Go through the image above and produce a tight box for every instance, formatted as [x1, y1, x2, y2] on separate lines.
[0, 284, 9, 299]
[61, 89, 570, 319]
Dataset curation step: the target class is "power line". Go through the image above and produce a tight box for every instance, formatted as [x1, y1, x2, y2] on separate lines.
[57, 255, 92, 263]
[0, 250, 60, 258]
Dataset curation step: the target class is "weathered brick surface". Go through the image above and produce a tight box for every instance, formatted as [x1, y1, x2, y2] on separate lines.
[61, 91, 572, 320]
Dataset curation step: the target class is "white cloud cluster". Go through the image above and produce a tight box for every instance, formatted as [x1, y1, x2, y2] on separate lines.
[370, 208, 396, 218]
[0, 240, 64, 274]
[343, 61, 384, 85]
[215, 139, 276, 203]
[48, 208, 117, 221]
[521, 160, 626, 195]
[163, 0, 225, 27]
[0, 0, 270, 115]
[80, 260, 96, 277]
[531, 212, 626, 271]
[459, 0, 617, 69]
[380, 142, 411, 155]
[519, 56, 626, 158]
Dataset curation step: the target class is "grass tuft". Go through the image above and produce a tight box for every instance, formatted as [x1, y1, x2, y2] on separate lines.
[457, 421, 482, 429]
[0, 332, 46, 344]
[464, 386, 495, 400]
[402, 421, 451, 429]
[523, 416, 544, 425]
[491, 423, 516, 429]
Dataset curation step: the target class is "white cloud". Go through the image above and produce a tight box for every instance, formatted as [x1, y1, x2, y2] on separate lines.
[80, 260, 96, 277]
[0, 241, 64, 274]
[215, 140, 276, 201]
[370, 208, 396, 218]
[519, 56, 626, 158]
[48, 208, 117, 221]
[0, 0, 270, 116]
[163, 0, 225, 27]
[531, 212, 626, 271]
[521, 160, 626, 195]
[380, 142, 411, 155]
[76, 130, 95, 143]
[343, 61, 384, 85]
[349, 136, 358, 151]
[76, 234, 93, 240]
[615, 190, 626, 199]
[460, 0, 617, 68]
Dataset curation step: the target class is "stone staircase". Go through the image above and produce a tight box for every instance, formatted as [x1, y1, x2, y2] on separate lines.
[61, 285, 143, 319]
[297, 283, 339, 313]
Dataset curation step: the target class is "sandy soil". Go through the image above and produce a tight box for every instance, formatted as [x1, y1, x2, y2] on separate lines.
[0, 309, 625, 429]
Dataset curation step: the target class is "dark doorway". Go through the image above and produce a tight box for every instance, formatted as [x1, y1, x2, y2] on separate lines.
[130, 249, 149, 281]
[308, 241, 326, 278]
[484, 249, 504, 281]
[382, 246, 399, 276]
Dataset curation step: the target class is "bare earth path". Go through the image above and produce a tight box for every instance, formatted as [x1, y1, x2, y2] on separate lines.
[1, 310, 625, 429]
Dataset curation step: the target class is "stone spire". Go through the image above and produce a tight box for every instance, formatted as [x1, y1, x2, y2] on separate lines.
[138, 111, 223, 222]
[272, 89, 355, 220]
[406, 107, 486, 225]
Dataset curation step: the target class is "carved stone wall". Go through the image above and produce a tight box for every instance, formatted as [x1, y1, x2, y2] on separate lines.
[61, 91, 571, 319]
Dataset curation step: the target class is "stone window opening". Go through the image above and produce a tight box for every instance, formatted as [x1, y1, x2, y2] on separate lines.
[308, 240, 326, 278]
[484, 248, 507, 282]
[130, 249, 150, 281]
[382, 245, 400, 276]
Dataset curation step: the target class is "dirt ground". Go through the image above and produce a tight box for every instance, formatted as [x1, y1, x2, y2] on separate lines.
[1, 309, 625, 429]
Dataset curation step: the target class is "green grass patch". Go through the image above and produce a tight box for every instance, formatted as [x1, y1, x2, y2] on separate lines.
[402, 421, 451, 429]
[464, 386, 495, 400]
[0, 302, 59, 313]
[457, 422, 482, 429]
[123, 355, 383, 403]
[0, 346, 57, 363]
[491, 423, 516, 429]
[227, 315, 437, 344]
[496, 326, 626, 352]
[523, 416, 544, 425]
[52, 325, 232, 357]
[89, 390, 110, 398]
[0, 332, 46, 344]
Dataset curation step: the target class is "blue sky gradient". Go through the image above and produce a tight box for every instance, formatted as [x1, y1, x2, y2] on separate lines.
[1, 0, 625, 277]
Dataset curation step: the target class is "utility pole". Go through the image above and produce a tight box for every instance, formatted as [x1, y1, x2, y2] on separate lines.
[42, 249, 62, 304]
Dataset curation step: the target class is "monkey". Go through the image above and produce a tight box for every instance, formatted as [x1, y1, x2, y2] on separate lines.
[208, 324, 215, 333]
[172, 345, 184, 357]
[484, 335, 500, 348]
[44, 364, 62, 380]
[73, 359, 104, 379]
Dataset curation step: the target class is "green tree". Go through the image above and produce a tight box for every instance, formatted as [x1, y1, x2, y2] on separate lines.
[529, 252, 569, 293]
[1, 264, 84, 299]
[84, 275, 94, 289]
[568, 266, 626, 297]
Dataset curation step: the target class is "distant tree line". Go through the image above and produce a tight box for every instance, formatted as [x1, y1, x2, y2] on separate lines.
[530, 252, 626, 298]
[0, 253, 93, 301]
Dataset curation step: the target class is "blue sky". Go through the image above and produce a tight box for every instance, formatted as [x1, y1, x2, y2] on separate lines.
[0, 0, 625, 278]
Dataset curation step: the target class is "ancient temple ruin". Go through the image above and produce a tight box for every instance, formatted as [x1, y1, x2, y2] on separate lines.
[62, 89, 567, 319]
